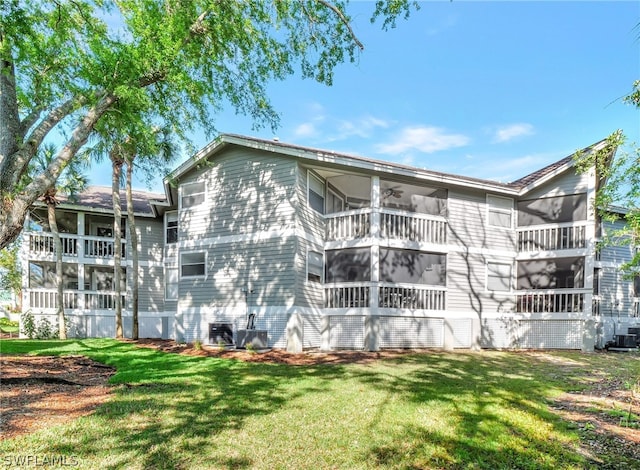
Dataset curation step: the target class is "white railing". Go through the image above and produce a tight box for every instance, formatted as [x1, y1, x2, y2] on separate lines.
[84, 291, 126, 310]
[26, 232, 126, 259]
[28, 289, 79, 309]
[380, 209, 447, 244]
[84, 236, 127, 259]
[28, 233, 78, 257]
[517, 222, 587, 252]
[516, 290, 585, 313]
[325, 209, 371, 241]
[325, 283, 371, 308]
[379, 283, 446, 310]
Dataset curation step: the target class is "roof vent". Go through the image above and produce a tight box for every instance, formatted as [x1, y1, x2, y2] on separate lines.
[273, 137, 279, 142]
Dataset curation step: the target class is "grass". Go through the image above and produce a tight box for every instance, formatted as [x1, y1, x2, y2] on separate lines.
[1, 339, 639, 469]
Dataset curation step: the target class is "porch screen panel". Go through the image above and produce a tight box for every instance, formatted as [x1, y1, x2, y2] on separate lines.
[379, 249, 446, 285]
[326, 248, 371, 283]
[519, 320, 582, 349]
[380, 180, 447, 216]
[518, 194, 587, 226]
[329, 316, 364, 349]
[303, 314, 322, 348]
[517, 257, 584, 290]
[378, 317, 444, 348]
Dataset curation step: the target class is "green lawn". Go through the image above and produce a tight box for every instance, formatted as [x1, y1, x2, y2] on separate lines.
[1, 339, 638, 469]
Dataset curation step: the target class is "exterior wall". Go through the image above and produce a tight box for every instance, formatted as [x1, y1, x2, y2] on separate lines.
[174, 148, 299, 346]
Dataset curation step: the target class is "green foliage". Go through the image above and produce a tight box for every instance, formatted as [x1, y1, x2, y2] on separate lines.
[0, 240, 21, 309]
[19, 310, 58, 339]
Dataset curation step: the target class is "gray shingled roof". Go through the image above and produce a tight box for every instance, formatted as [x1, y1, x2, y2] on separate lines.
[54, 186, 165, 216]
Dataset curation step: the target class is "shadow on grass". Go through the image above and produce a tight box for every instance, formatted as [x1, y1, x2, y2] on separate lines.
[0, 339, 611, 469]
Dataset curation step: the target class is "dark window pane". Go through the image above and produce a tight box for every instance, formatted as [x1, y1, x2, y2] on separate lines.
[379, 249, 446, 286]
[326, 248, 370, 282]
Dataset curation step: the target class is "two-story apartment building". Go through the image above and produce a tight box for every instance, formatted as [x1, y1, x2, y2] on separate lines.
[20, 134, 640, 351]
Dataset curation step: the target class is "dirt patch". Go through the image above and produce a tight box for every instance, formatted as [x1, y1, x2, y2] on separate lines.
[0, 355, 115, 440]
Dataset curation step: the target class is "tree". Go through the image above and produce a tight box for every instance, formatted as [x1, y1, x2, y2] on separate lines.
[0, 0, 417, 251]
[29, 144, 88, 339]
[109, 144, 125, 338]
[574, 80, 640, 273]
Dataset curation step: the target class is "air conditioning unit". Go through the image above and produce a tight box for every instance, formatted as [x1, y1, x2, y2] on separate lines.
[236, 329, 268, 349]
[209, 323, 233, 346]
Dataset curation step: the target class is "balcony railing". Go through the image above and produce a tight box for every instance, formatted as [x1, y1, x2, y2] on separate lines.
[325, 210, 371, 241]
[28, 233, 78, 257]
[324, 283, 446, 310]
[26, 288, 126, 311]
[324, 208, 447, 244]
[516, 290, 585, 314]
[380, 210, 447, 244]
[517, 222, 587, 252]
[325, 283, 371, 308]
[25, 232, 126, 259]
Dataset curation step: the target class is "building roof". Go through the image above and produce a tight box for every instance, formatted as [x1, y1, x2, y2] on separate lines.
[50, 186, 166, 217]
[167, 133, 610, 198]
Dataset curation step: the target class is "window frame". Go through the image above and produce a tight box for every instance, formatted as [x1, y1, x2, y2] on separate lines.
[307, 171, 325, 214]
[165, 211, 178, 245]
[486, 262, 512, 292]
[180, 251, 207, 280]
[165, 266, 179, 300]
[487, 194, 513, 229]
[180, 181, 206, 209]
[307, 250, 324, 284]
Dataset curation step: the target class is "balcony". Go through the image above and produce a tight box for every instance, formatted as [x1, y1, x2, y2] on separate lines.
[516, 289, 586, 314]
[517, 222, 587, 252]
[27, 288, 126, 311]
[324, 208, 447, 244]
[324, 283, 446, 310]
[25, 232, 127, 260]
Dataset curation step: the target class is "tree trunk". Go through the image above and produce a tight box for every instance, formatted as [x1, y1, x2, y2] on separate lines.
[126, 160, 139, 340]
[111, 154, 124, 339]
[47, 198, 66, 340]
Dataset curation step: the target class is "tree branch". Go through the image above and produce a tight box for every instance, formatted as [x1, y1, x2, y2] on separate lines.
[316, 0, 364, 50]
[18, 107, 43, 140]
[18, 92, 118, 208]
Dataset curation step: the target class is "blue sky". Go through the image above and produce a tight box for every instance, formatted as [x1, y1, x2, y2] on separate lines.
[90, 1, 640, 193]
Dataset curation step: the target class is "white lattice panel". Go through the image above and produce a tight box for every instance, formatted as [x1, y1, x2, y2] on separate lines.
[450, 318, 473, 348]
[303, 314, 322, 348]
[519, 320, 582, 349]
[330, 316, 364, 349]
[481, 318, 517, 348]
[378, 317, 444, 348]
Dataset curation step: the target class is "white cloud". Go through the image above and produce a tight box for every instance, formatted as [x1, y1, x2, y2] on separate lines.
[376, 126, 470, 154]
[334, 115, 390, 140]
[293, 122, 317, 138]
[493, 123, 535, 143]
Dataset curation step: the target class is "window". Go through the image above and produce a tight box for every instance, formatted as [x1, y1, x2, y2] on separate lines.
[308, 172, 325, 214]
[593, 268, 602, 296]
[181, 181, 206, 208]
[165, 266, 179, 300]
[487, 195, 513, 228]
[633, 275, 640, 298]
[487, 262, 512, 292]
[326, 189, 344, 214]
[181, 252, 206, 278]
[325, 248, 371, 282]
[307, 251, 324, 283]
[165, 212, 178, 244]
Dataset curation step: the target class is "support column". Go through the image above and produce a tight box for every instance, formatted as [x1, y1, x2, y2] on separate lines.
[286, 311, 303, 353]
[364, 315, 379, 351]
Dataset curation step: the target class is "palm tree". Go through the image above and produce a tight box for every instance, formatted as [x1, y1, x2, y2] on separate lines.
[32, 144, 88, 339]
[109, 144, 125, 339]
[124, 127, 176, 340]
